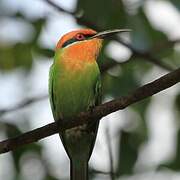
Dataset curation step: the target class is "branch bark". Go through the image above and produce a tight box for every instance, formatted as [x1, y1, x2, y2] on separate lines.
[0, 67, 179, 154]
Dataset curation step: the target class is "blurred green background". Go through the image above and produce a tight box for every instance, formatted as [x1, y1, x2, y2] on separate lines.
[0, 0, 180, 179]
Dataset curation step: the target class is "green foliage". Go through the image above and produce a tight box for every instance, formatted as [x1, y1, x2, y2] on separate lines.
[0, 43, 33, 71]
[116, 130, 140, 176]
[129, 7, 170, 51]
[76, 0, 127, 29]
[3, 122, 58, 180]
[102, 62, 140, 97]
[170, 0, 180, 10]
[0, 13, 52, 71]
[175, 93, 180, 112]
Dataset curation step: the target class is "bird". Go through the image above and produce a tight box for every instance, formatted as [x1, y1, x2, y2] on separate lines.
[49, 28, 130, 180]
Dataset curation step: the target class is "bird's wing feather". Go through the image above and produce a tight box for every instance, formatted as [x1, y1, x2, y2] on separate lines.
[94, 75, 102, 106]
[86, 75, 101, 160]
[49, 65, 56, 119]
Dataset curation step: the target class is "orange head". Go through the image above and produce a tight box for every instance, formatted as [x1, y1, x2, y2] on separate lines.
[56, 29, 102, 63]
[56, 28, 131, 63]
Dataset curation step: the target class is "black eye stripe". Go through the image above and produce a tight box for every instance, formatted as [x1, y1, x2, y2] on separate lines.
[61, 34, 95, 48]
[62, 38, 77, 48]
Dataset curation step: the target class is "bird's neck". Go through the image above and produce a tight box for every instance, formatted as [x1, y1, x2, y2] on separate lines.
[55, 38, 102, 64]
[55, 48, 97, 72]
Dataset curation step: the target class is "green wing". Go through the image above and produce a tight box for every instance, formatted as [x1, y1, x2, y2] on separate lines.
[49, 65, 56, 119]
[94, 75, 102, 106]
[86, 75, 101, 160]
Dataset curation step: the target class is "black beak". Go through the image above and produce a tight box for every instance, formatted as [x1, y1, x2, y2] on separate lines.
[90, 29, 131, 39]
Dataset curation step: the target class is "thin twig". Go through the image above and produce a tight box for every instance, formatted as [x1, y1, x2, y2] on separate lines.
[0, 94, 48, 118]
[115, 37, 174, 71]
[45, 0, 75, 15]
[151, 39, 180, 52]
[0, 67, 179, 154]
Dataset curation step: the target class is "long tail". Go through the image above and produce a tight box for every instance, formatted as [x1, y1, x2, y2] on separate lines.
[70, 159, 88, 180]
[60, 120, 99, 180]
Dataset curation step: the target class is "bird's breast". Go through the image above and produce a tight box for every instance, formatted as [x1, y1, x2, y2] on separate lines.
[53, 60, 100, 119]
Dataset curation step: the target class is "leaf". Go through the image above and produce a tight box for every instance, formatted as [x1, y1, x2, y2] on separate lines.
[116, 130, 141, 176]
[169, 0, 180, 10]
[130, 98, 150, 142]
[44, 175, 59, 180]
[76, 0, 127, 29]
[30, 18, 46, 44]
[129, 7, 170, 51]
[102, 60, 140, 98]
[4, 123, 43, 173]
[174, 93, 180, 112]
[0, 43, 33, 71]
[33, 45, 54, 58]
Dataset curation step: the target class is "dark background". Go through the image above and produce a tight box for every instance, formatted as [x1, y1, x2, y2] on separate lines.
[0, 0, 180, 179]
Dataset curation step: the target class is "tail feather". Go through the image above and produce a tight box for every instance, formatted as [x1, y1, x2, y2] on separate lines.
[70, 159, 88, 180]
[60, 121, 99, 180]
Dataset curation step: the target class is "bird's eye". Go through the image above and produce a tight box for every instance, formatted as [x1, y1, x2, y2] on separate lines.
[75, 33, 85, 41]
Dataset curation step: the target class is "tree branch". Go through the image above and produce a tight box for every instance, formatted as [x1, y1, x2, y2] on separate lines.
[45, 0, 174, 71]
[114, 37, 174, 71]
[0, 67, 179, 154]
[152, 39, 180, 52]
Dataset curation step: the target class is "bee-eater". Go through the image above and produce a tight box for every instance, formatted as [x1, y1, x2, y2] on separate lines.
[49, 29, 130, 180]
